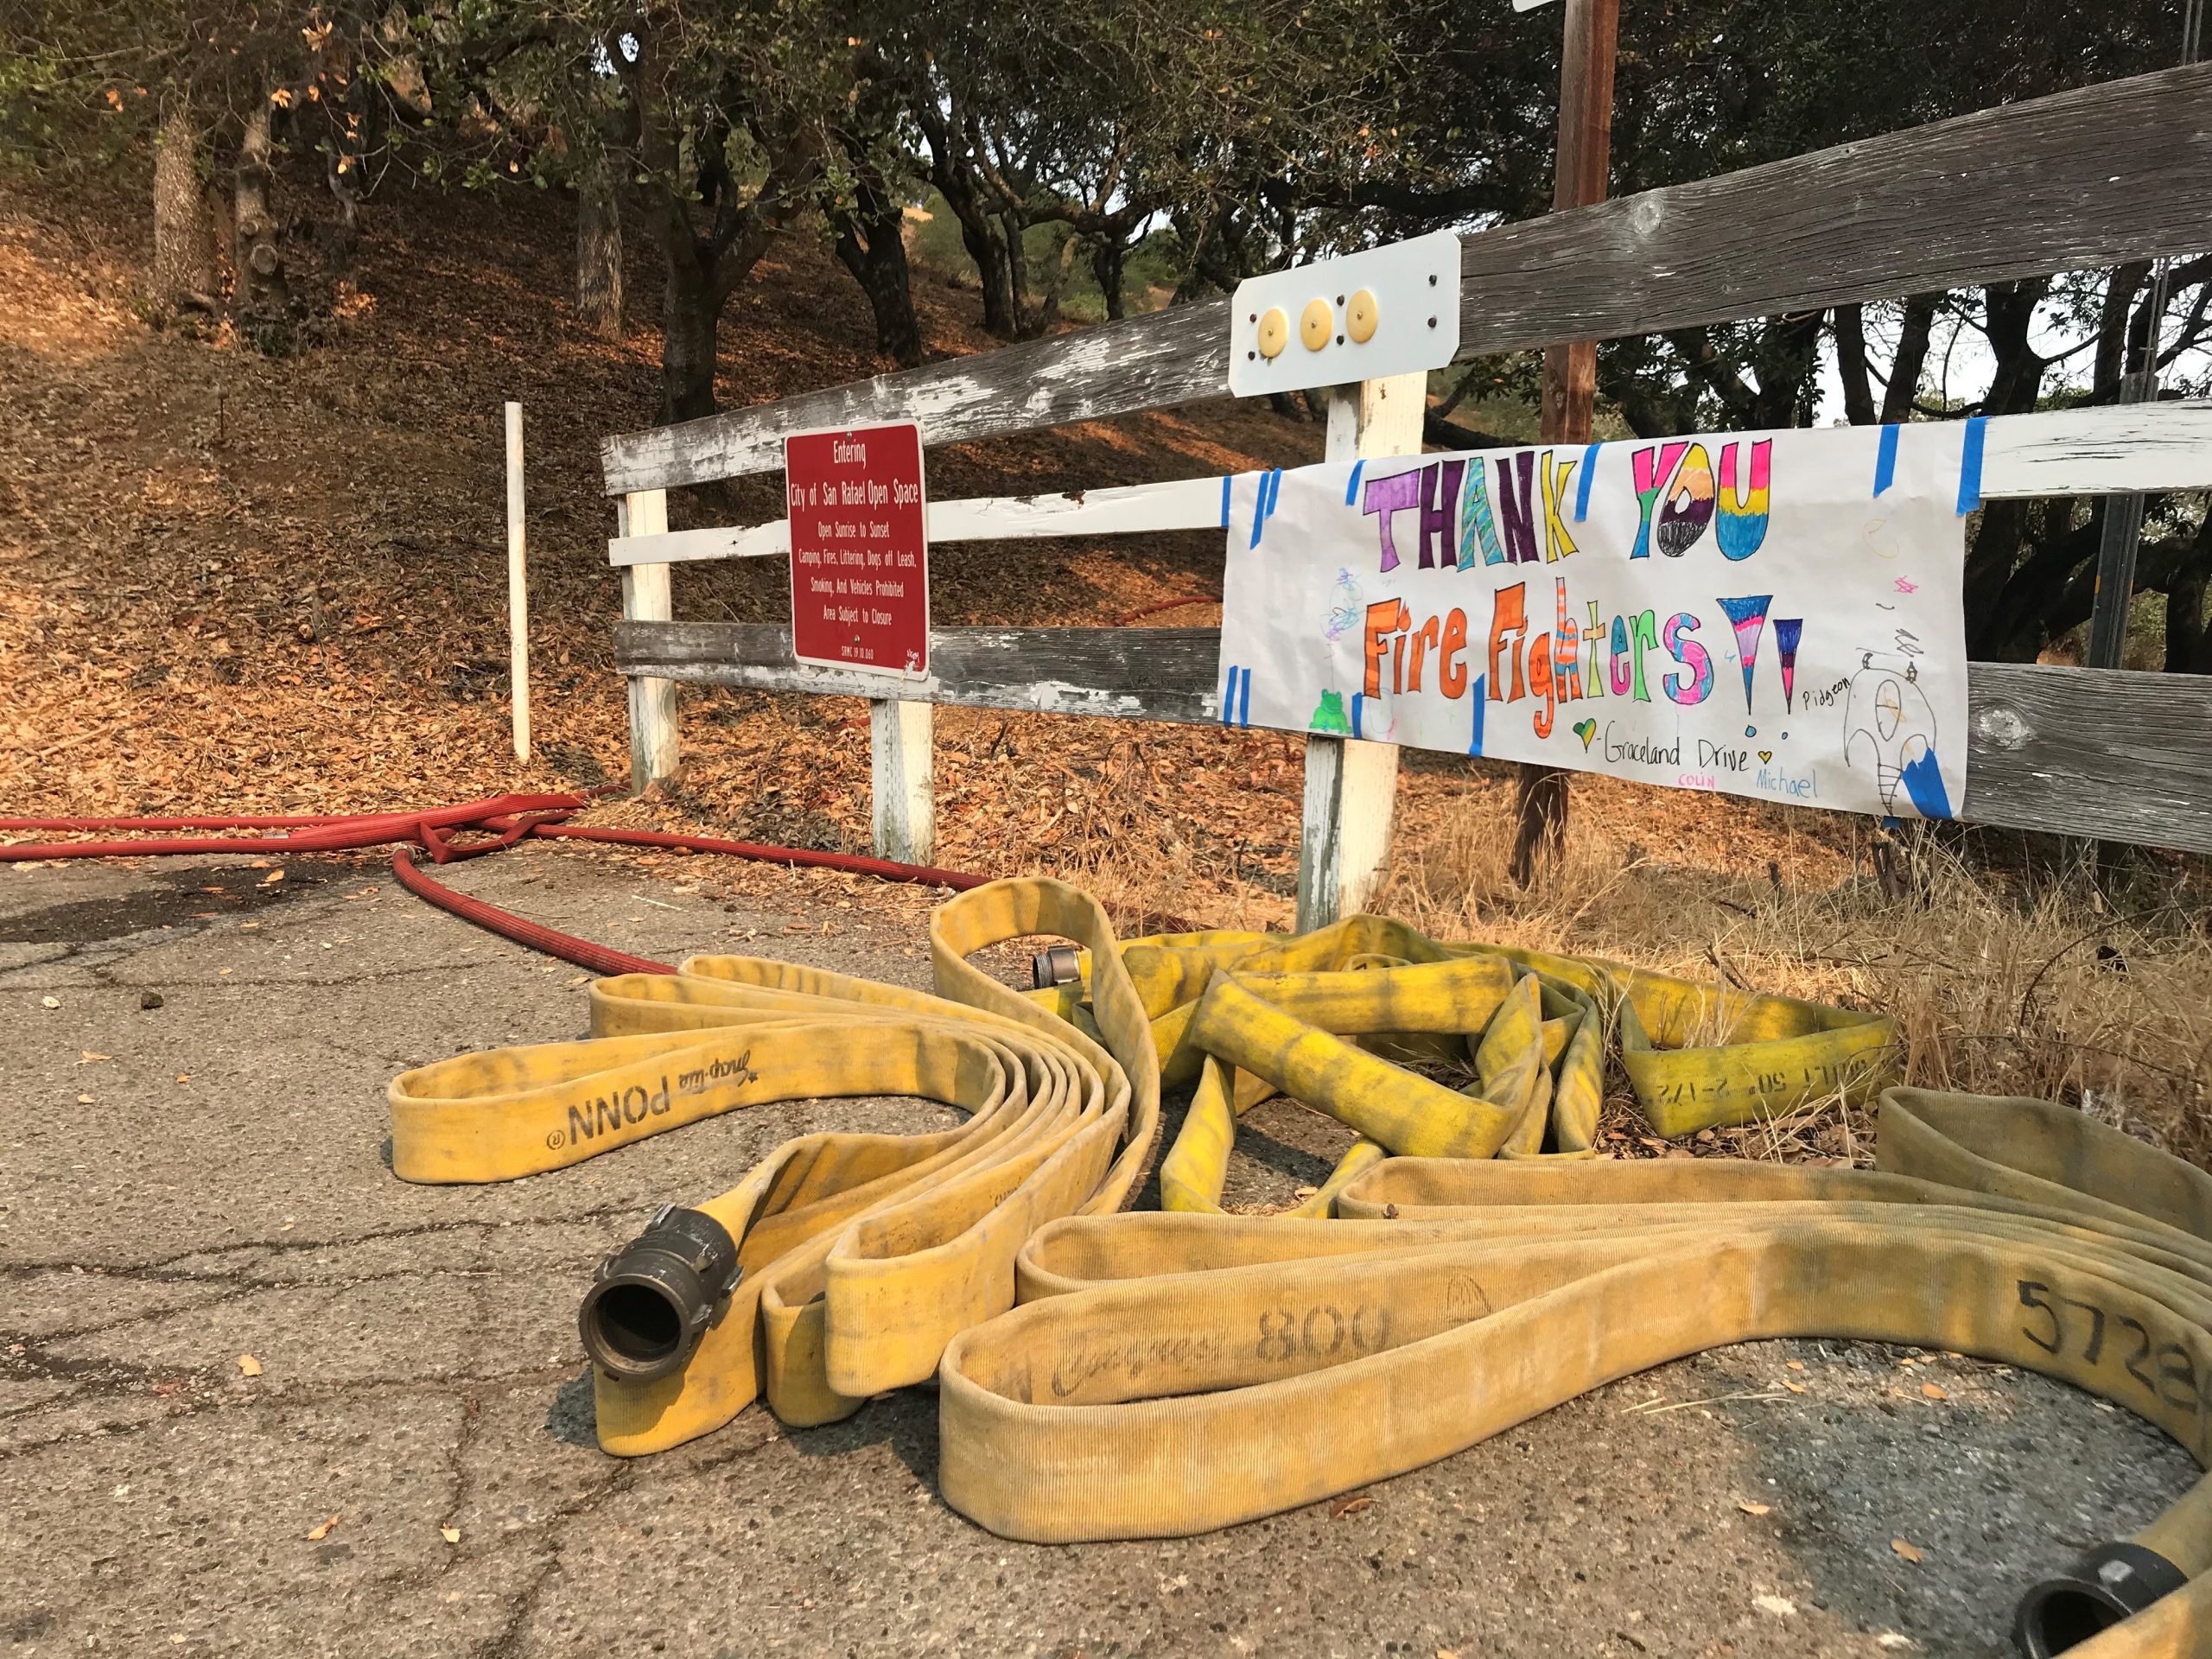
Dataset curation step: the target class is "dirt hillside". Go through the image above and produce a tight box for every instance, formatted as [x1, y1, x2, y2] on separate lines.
[0, 168, 1871, 906]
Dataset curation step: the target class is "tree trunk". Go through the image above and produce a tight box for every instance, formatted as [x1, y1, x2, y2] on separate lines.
[153, 96, 214, 309]
[830, 163, 921, 367]
[1510, 0, 1618, 889]
[659, 242, 720, 423]
[959, 210, 1017, 337]
[1833, 303, 1878, 424]
[577, 159, 624, 340]
[1090, 234, 1127, 321]
[1962, 280, 2057, 647]
[2094, 264, 2152, 394]
[233, 97, 289, 346]
[1033, 228, 1079, 333]
[2164, 565, 2208, 675]
[1881, 294, 1939, 423]
[1749, 310, 1825, 429]
[318, 28, 368, 271]
[1001, 211, 1036, 337]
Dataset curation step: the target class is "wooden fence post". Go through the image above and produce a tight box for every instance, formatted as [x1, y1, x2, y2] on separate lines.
[870, 698, 934, 862]
[1296, 372, 1427, 931]
[620, 488, 679, 791]
[505, 401, 531, 763]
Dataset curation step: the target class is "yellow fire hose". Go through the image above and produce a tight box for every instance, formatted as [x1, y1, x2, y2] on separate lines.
[391, 878, 1160, 1440]
[1040, 914, 1893, 1209]
[389, 877, 2201, 1655]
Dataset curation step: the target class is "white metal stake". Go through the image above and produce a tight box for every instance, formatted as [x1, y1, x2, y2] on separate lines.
[505, 401, 531, 763]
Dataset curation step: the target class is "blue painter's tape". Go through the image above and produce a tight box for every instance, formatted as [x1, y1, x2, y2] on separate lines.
[1351, 692, 1365, 741]
[1575, 443, 1600, 521]
[1900, 750, 1953, 820]
[1238, 666, 1252, 728]
[1218, 475, 1231, 529]
[1219, 666, 1236, 726]
[1344, 460, 1365, 507]
[1956, 416, 1987, 514]
[1468, 677, 1485, 756]
[1249, 469, 1284, 548]
[1873, 424, 1899, 497]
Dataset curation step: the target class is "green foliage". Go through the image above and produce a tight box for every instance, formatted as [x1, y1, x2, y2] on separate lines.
[907, 192, 1185, 322]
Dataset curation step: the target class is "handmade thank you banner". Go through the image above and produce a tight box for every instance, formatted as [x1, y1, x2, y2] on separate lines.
[1217, 422, 1976, 821]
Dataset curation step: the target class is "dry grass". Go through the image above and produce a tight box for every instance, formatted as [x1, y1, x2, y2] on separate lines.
[1058, 784, 2212, 1166]
[1389, 810, 2212, 1163]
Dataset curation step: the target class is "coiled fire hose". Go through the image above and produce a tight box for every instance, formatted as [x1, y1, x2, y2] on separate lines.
[391, 878, 1160, 1440]
[955, 1091, 2212, 1659]
[386, 876, 2210, 1656]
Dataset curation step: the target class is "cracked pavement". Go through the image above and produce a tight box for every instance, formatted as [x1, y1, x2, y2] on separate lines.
[0, 842, 2198, 1657]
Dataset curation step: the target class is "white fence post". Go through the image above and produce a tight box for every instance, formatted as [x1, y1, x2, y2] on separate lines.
[505, 402, 531, 763]
[1295, 372, 1426, 931]
[870, 698, 935, 862]
[620, 488, 679, 791]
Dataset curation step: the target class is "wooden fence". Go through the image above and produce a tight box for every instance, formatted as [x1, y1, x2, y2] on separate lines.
[599, 62, 2212, 927]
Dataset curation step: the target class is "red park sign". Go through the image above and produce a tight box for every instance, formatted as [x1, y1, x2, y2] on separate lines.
[785, 423, 929, 677]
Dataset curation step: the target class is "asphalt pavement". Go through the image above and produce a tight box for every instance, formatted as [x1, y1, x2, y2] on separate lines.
[0, 842, 2192, 1658]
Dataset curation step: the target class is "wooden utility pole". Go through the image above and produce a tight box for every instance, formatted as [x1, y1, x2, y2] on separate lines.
[1510, 0, 1621, 885]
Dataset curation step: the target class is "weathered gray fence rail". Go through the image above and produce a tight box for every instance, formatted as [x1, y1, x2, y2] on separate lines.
[613, 625, 2212, 858]
[599, 61, 2212, 922]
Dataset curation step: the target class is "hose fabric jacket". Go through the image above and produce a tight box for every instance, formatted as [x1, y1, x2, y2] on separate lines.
[943, 1090, 2212, 1659]
[1046, 915, 1896, 1207]
[390, 878, 2209, 1656]
[391, 879, 1160, 1444]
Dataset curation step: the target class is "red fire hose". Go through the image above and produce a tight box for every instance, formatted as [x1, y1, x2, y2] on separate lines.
[0, 792, 991, 976]
[389, 846, 677, 976]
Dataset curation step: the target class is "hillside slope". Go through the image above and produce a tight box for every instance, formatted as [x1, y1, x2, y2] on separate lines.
[0, 167, 1857, 915]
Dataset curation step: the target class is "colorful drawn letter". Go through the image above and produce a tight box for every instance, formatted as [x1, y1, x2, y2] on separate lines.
[1717, 594, 1773, 713]
[1657, 443, 1715, 558]
[1489, 584, 1529, 702]
[1529, 632, 1558, 738]
[1459, 462, 1505, 568]
[1715, 441, 1771, 562]
[1361, 469, 1423, 574]
[1439, 608, 1470, 698]
[1551, 579, 1582, 701]
[1495, 452, 1541, 564]
[1363, 599, 1408, 697]
[1541, 451, 1580, 562]
[1420, 460, 1465, 570]
[1773, 618, 1802, 710]
[1630, 442, 1690, 561]
[1605, 611, 1658, 701]
[1662, 613, 1712, 706]
[1407, 612, 1441, 690]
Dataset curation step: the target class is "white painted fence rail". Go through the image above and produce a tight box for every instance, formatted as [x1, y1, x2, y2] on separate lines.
[607, 403, 2212, 571]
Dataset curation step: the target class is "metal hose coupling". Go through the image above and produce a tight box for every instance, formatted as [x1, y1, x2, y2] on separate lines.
[578, 1205, 741, 1382]
[1031, 944, 1082, 989]
[2014, 1541, 2188, 1656]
